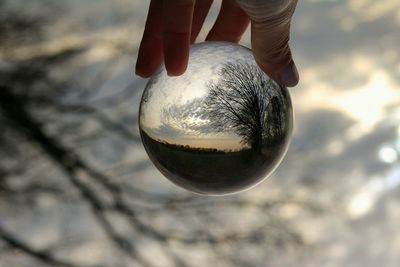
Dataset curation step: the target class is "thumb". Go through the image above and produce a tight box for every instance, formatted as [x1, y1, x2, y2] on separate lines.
[245, 0, 299, 87]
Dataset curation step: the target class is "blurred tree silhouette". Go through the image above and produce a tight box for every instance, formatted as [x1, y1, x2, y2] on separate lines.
[205, 62, 288, 150]
[0, 3, 321, 267]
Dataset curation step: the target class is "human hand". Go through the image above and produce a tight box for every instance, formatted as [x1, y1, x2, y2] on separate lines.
[135, 0, 299, 87]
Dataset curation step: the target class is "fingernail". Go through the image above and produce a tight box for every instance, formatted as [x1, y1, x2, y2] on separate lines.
[280, 61, 299, 87]
[165, 64, 186, 77]
[166, 70, 179, 77]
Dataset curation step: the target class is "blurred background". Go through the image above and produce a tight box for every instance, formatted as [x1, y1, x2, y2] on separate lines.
[1, 0, 400, 266]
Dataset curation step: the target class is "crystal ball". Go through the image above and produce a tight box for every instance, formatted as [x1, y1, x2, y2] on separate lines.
[139, 41, 293, 195]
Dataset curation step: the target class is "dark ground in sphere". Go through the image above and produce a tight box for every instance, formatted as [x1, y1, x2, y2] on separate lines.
[140, 130, 286, 195]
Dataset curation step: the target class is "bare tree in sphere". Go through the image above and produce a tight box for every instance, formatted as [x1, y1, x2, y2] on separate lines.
[204, 61, 287, 151]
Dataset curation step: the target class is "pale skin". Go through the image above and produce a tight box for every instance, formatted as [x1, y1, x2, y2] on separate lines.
[135, 0, 299, 87]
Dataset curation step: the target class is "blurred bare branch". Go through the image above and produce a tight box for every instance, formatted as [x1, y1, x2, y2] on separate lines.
[0, 4, 321, 266]
[0, 226, 84, 267]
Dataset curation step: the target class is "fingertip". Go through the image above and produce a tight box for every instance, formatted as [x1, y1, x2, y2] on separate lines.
[255, 58, 299, 88]
[135, 54, 159, 78]
[166, 69, 184, 77]
[135, 59, 147, 77]
[163, 35, 190, 77]
[165, 61, 188, 76]
[279, 60, 299, 87]
[135, 66, 152, 78]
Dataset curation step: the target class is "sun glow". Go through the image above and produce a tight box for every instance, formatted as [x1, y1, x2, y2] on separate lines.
[297, 67, 399, 139]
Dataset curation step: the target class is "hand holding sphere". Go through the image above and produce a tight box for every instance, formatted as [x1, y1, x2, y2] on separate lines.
[135, 0, 299, 87]
[136, 1, 297, 194]
[139, 42, 293, 195]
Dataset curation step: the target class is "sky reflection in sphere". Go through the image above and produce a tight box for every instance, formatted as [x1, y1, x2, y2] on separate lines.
[139, 42, 293, 195]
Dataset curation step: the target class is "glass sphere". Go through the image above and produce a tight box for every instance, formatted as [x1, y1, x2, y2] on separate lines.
[139, 41, 293, 195]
